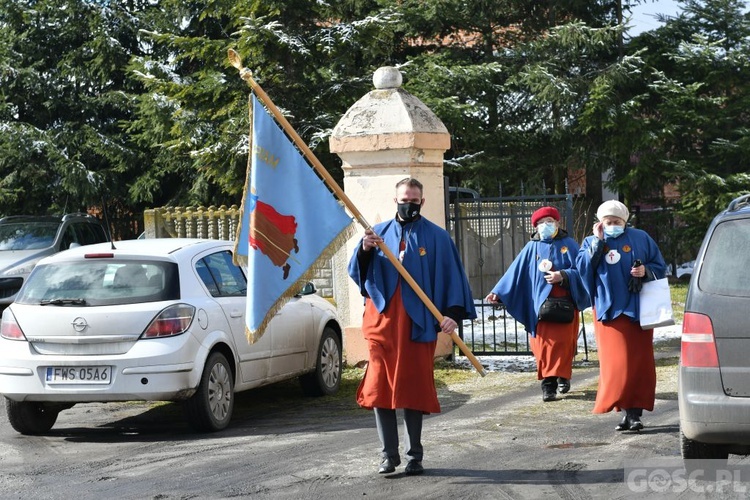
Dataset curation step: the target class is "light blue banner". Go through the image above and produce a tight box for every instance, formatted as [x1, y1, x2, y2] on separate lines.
[236, 95, 352, 339]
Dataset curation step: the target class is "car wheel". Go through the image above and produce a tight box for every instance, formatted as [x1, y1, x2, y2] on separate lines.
[184, 352, 234, 432]
[5, 399, 60, 435]
[680, 427, 728, 463]
[300, 327, 342, 397]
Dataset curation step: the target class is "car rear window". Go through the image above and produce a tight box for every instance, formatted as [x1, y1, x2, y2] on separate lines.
[15, 260, 180, 306]
[698, 218, 750, 297]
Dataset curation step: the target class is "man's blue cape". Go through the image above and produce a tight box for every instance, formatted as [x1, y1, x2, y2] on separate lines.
[349, 217, 476, 342]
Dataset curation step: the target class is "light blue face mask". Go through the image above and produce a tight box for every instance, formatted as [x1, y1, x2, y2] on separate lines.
[604, 225, 625, 239]
[538, 222, 558, 240]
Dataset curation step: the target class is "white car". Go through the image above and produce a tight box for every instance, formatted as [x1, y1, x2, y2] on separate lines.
[0, 239, 342, 434]
[675, 260, 695, 279]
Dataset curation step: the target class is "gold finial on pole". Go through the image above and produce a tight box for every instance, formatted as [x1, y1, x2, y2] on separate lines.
[228, 49, 253, 84]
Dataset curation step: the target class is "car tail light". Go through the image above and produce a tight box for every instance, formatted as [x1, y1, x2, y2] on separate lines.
[0, 311, 27, 341]
[681, 312, 719, 368]
[141, 304, 195, 339]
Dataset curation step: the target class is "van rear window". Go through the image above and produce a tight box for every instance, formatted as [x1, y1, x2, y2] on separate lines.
[698, 219, 750, 297]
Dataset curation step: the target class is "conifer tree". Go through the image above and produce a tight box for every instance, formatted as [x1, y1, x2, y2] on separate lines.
[0, 0, 145, 217]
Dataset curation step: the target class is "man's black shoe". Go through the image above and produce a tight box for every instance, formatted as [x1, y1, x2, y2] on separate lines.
[378, 456, 400, 474]
[628, 417, 644, 431]
[541, 377, 557, 402]
[615, 414, 629, 431]
[405, 460, 424, 475]
[557, 377, 570, 394]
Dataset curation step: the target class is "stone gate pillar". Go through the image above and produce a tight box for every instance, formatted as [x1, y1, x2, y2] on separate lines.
[329, 66, 453, 365]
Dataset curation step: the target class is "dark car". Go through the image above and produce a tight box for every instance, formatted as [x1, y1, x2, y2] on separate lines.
[448, 186, 480, 204]
[679, 193, 750, 462]
[0, 214, 109, 312]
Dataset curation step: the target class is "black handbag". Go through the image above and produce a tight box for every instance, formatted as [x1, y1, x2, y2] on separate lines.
[538, 297, 575, 323]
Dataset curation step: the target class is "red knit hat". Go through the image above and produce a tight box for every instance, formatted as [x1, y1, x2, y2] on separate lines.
[531, 206, 560, 226]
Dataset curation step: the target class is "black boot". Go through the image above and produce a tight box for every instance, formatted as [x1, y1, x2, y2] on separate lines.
[615, 412, 629, 431]
[541, 377, 557, 402]
[557, 377, 570, 394]
[627, 408, 644, 431]
[615, 409, 644, 431]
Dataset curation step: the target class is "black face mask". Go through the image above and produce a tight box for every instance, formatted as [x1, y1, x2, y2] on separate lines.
[397, 202, 421, 222]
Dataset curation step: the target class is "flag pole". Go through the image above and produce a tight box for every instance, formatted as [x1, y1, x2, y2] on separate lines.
[228, 49, 486, 377]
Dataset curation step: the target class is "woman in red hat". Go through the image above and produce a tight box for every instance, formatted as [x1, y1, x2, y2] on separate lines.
[485, 206, 590, 401]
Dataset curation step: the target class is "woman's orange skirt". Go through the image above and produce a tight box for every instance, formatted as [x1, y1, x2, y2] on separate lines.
[356, 283, 440, 414]
[530, 316, 579, 380]
[530, 285, 578, 380]
[592, 315, 656, 413]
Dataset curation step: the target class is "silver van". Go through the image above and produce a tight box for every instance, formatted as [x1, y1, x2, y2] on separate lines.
[679, 193, 750, 461]
[0, 214, 108, 312]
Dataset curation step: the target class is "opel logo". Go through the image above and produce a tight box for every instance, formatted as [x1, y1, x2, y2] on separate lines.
[71, 317, 89, 333]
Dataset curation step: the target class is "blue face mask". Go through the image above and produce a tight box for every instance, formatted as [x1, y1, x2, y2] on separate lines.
[604, 225, 625, 239]
[538, 222, 558, 240]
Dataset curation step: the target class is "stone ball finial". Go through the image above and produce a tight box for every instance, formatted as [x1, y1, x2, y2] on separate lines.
[373, 67, 402, 89]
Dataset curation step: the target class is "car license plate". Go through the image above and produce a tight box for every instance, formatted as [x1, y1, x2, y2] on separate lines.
[45, 366, 112, 385]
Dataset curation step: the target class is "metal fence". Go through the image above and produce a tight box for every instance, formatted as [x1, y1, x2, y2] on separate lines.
[446, 193, 575, 356]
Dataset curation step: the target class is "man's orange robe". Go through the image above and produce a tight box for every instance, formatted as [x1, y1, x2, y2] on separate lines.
[356, 283, 440, 414]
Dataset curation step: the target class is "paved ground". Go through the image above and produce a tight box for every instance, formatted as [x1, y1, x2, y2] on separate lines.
[2, 343, 742, 499]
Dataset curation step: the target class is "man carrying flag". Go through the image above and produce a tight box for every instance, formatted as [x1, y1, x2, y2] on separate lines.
[228, 53, 486, 471]
[349, 177, 477, 476]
